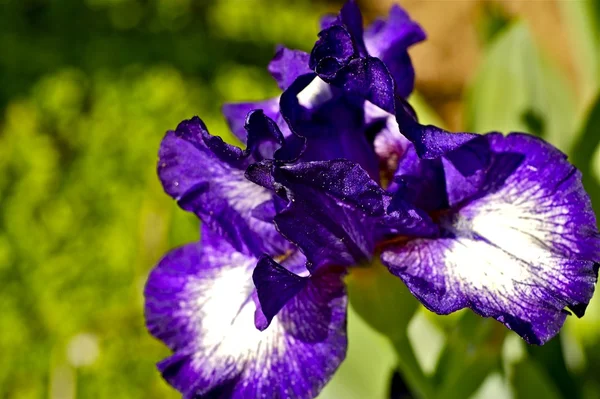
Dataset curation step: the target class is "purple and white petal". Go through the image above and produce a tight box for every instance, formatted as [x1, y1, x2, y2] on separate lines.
[364, 101, 411, 182]
[158, 117, 288, 256]
[382, 133, 600, 344]
[145, 229, 347, 399]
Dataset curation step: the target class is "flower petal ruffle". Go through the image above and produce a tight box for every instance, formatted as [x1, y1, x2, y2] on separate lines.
[382, 133, 600, 344]
[145, 228, 347, 399]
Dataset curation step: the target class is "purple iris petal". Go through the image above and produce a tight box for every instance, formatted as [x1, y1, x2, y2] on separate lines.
[274, 175, 378, 270]
[268, 47, 312, 90]
[364, 101, 412, 182]
[248, 159, 434, 271]
[247, 159, 381, 270]
[393, 145, 448, 212]
[311, 1, 423, 100]
[253, 256, 309, 330]
[158, 116, 289, 257]
[382, 132, 600, 344]
[222, 98, 281, 143]
[331, 57, 395, 114]
[280, 73, 381, 180]
[394, 99, 477, 159]
[364, 4, 426, 98]
[310, 25, 356, 80]
[337, 0, 368, 57]
[145, 228, 347, 398]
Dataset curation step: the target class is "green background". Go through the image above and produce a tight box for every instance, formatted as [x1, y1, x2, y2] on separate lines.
[1, 0, 600, 398]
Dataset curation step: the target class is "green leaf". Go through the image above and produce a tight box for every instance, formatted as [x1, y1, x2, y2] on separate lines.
[526, 337, 582, 399]
[466, 22, 578, 152]
[346, 261, 434, 398]
[346, 260, 419, 340]
[433, 312, 504, 399]
[559, 0, 600, 106]
[571, 94, 600, 218]
[317, 306, 397, 399]
[409, 92, 446, 128]
[511, 360, 562, 399]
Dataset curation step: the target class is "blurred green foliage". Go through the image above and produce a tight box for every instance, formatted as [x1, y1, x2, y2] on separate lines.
[1, 0, 600, 398]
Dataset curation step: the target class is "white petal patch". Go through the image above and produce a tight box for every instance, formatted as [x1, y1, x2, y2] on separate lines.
[217, 169, 272, 216]
[438, 182, 585, 310]
[181, 258, 287, 380]
[297, 77, 333, 109]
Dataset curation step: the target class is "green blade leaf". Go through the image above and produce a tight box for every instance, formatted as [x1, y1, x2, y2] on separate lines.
[466, 22, 578, 152]
[317, 306, 397, 399]
[559, 0, 600, 106]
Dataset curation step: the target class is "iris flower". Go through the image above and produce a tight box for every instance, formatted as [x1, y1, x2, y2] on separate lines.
[145, 1, 599, 398]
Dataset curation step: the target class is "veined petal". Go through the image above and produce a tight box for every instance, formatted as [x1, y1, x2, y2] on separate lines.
[158, 117, 288, 256]
[382, 133, 600, 344]
[145, 229, 347, 399]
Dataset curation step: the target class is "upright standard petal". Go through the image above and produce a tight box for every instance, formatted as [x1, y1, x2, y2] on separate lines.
[158, 116, 287, 257]
[145, 228, 347, 399]
[310, 1, 424, 99]
[268, 47, 312, 91]
[382, 133, 600, 344]
[280, 74, 380, 180]
[363, 4, 426, 98]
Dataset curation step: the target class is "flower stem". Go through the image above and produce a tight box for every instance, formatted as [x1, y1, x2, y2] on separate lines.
[391, 335, 435, 399]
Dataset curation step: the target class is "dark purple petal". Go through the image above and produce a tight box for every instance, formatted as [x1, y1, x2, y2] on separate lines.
[222, 98, 280, 143]
[310, 25, 356, 80]
[268, 47, 312, 90]
[393, 145, 448, 212]
[158, 117, 288, 256]
[364, 4, 426, 98]
[332, 57, 395, 114]
[280, 74, 380, 180]
[337, 0, 368, 56]
[244, 109, 285, 161]
[382, 133, 600, 345]
[271, 162, 382, 270]
[320, 13, 337, 31]
[364, 5, 426, 57]
[379, 188, 438, 238]
[276, 160, 385, 215]
[395, 99, 477, 159]
[253, 256, 308, 330]
[145, 228, 347, 398]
